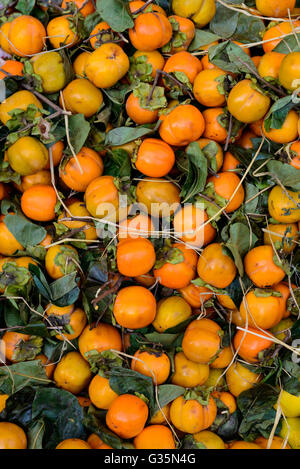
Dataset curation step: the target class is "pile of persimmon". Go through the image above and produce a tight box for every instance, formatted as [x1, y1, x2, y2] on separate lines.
[0, 0, 299, 452]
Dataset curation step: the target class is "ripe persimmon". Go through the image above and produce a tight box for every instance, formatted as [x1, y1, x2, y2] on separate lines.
[134, 425, 175, 449]
[88, 375, 118, 410]
[106, 394, 149, 439]
[131, 349, 171, 384]
[126, 93, 158, 125]
[159, 104, 205, 146]
[194, 69, 226, 107]
[244, 245, 286, 287]
[129, 12, 172, 51]
[21, 185, 57, 222]
[233, 327, 274, 363]
[163, 51, 202, 84]
[197, 243, 237, 289]
[60, 147, 103, 192]
[79, 322, 122, 359]
[113, 285, 156, 329]
[154, 243, 198, 289]
[208, 172, 245, 213]
[239, 289, 283, 329]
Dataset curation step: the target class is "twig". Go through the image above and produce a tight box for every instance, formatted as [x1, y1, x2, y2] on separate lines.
[224, 112, 233, 151]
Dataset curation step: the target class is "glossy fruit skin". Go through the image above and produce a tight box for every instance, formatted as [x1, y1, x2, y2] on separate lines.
[126, 93, 158, 125]
[255, 435, 291, 450]
[0, 90, 43, 126]
[150, 404, 171, 424]
[18, 170, 51, 192]
[218, 294, 237, 310]
[222, 151, 240, 171]
[8, 15, 46, 57]
[164, 51, 202, 84]
[154, 243, 198, 289]
[233, 327, 273, 363]
[87, 433, 113, 449]
[197, 243, 237, 289]
[45, 244, 79, 279]
[256, 0, 296, 17]
[0, 422, 27, 449]
[0, 22, 13, 54]
[1, 331, 30, 362]
[239, 290, 283, 330]
[88, 375, 118, 410]
[133, 50, 165, 78]
[244, 245, 286, 287]
[85, 175, 119, 220]
[54, 351, 92, 394]
[258, 52, 285, 80]
[131, 349, 171, 385]
[264, 223, 298, 253]
[60, 147, 103, 192]
[202, 107, 228, 143]
[0, 59, 24, 79]
[129, 12, 172, 51]
[226, 361, 261, 397]
[276, 390, 300, 418]
[280, 417, 300, 449]
[56, 439, 91, 449]
[274, 282, 294, 319]
[136, 178, 180, 217]
[79, 322, 122, 359]
[193, 430, 225, 449]
[61, 0, 95, 17]
[170, 395, 217, 434]
[153, 296, 192, 332]
[118, 214, 155, 240]
[134, 425, 175, 449]
[61, 78, 103, 118]
[45, 303, 87, 341]
[0, 394, 8, 413]
[47, 15, 79, 49]
[182, 318, 221, 364]
[7, 136, 48, 176]
[194, 69, 226, 107]
[172, 0, 216, 28]
[21, 185, 57, 222]
[58, 200, 97, 241]
[113, 285, 156, 329]
[227, 79, 271, 124]
[117, 238, 156, 277]
[171, 351, 209, 387]
[210, 346, 234, 369]
[106, 394, 149, 439]
[0, 217, 23, 255]
[85, 43, 129, 89]
[89, 21, 112, 49]
[290, 141, 300, 169]
[31, 51, 67, 94]
[167, 15, 195, 53]
[73, 51, 90, 77]
[36, 354, 56, 379]
[279, 52, 300, 91]
[229, 441, 262, 450]
[180, 283, 213, 309]
[159, 104, 205, 146]
[268, 185, 300, 223]
[263, 21, 300, 53]
[212, 390, 237, 414]
[208, 172, 245, 213]
[135, 138, 175, 177]
[263, 110, 299, 143]
[173, 204, 216, 248]
[46, 140, 64, 169]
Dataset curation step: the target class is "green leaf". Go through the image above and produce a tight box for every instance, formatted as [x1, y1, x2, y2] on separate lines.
[27, 418, 45, 449]
[209, 40, 257, 74]
[83, 405, 123, 448]
[274, 34, 300, 53]
[104, 149, 131, 179]
[49, 272, 80, 306]
[189, 29, 220, 51]
[0, 360, 50, 395]
[96, 0, 134, 32]
[4, 213, 46, 248]
[68, 114, 91, 154]
[237, 384, 281, 441]
[210, 3, 239, 38]
[32, 388, 86, 449]
[105, 122, 160, 146]
[226, 223, 258, 276]
[109, 367, 155, 411]
[267, 160, 300, 191]
[264, 96, 296, 132]
[16, 0, 35, 14]
[152, 384, 185, 416]
[180, 142, 208, 202]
